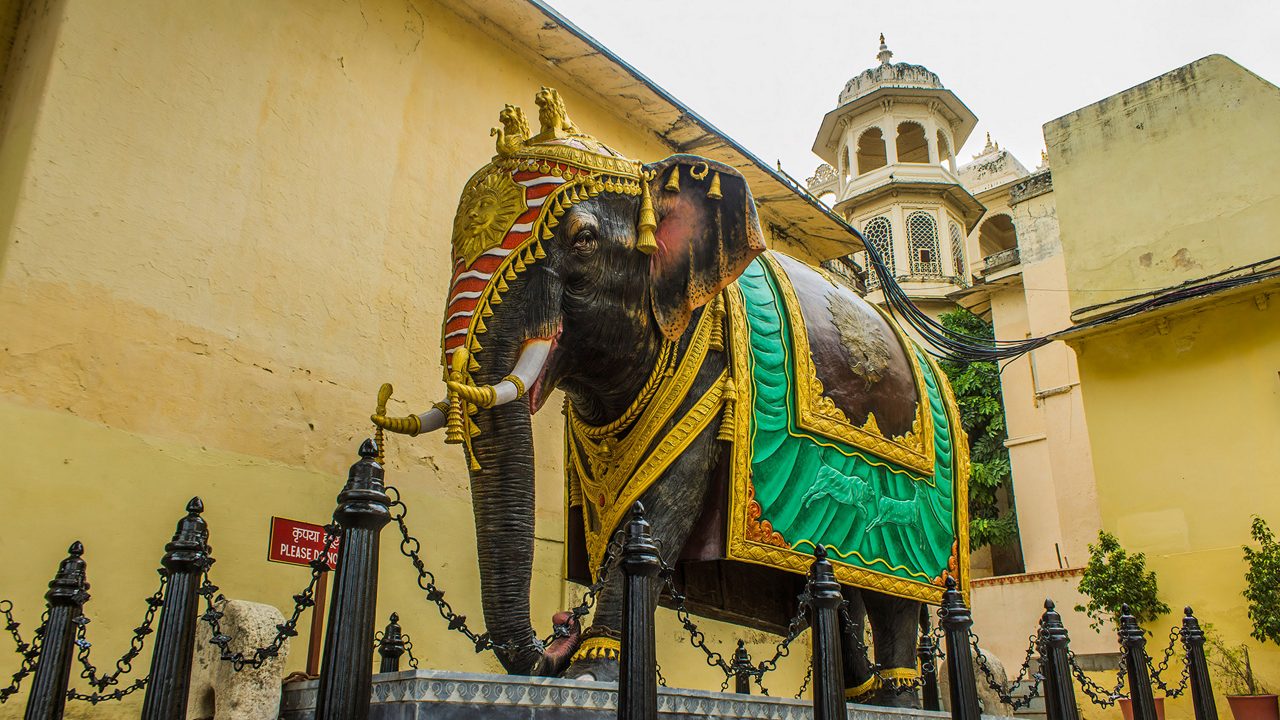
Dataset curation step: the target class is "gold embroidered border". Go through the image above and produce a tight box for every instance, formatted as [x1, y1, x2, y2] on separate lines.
[758, 254, 935, 476]
[929, 353, 972, 604]
[722, 270, 953, 606]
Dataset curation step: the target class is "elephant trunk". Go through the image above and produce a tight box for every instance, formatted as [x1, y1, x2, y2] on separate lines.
[467, 396, 544, 674]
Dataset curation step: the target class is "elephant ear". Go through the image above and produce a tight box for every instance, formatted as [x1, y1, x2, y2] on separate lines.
[645, 155, 766, 341]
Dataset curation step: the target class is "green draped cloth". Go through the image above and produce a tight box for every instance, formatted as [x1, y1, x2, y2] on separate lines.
[734, 258, 962, 599]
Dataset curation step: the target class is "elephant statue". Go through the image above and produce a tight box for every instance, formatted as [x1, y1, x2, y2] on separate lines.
[373, 87, 968, 706]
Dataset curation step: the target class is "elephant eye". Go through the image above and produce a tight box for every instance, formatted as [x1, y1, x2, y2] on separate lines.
[572, 228, 598, 255]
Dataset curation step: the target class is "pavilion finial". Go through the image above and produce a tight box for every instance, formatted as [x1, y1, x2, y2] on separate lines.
[877, 34, 893, 65]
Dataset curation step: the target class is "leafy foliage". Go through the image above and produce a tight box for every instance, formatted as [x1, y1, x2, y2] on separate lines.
[938, 309, 1018, 549]
[1204, 627, 1269, 696]
[1074, 530, 1170, 632]
[1243, 516, 1280, 645]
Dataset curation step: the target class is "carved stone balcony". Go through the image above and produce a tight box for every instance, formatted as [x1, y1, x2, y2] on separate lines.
[980, 248, 1020, 274]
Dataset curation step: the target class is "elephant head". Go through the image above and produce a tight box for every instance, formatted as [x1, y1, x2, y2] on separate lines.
[386, 89, 765, 675]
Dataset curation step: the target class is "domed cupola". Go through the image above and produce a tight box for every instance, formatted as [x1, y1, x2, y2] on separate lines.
[808, 35, 985, 311]
[838, 34, 945, 105]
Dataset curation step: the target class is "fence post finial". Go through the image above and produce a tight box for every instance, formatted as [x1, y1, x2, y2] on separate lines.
[808, 545, 847, 720]
[1119, 604, 1158, 720]
[1181, 607, 1218, 720]
[1039, 598, 1082, 720]
[316, 439, 390, 720]
[618, 501, 660, 720]
[141, 496, 212, 719]
[939, 576, 980, 720]
[24, 541, 91, 720]
[378, 613, 406, 674]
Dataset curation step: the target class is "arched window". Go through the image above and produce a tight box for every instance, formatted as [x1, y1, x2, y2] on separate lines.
[950, 223, 968, 286]
[937, 130, 953, 170]
[896, 122, 929, 163]
[862, 216, 894, 289]
[907, 211, 940, 276]
[978, 213, 1018, 259]
[856, 128, 887, 175]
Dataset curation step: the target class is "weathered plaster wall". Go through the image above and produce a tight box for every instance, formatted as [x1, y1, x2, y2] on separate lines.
[0, 0, 810, 716]
[1071, 291, 1280, 712]
[1044, 55, 1280, 317]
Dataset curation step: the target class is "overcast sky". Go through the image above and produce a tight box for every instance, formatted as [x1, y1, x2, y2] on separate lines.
[544, 0, 1280, 178]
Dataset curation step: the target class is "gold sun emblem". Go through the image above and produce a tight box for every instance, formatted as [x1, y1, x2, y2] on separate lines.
[451, 170, 525, 265]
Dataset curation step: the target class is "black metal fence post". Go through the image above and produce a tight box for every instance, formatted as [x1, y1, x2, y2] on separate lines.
[377, 613, 405, 673]
[24, 542, 90, 720]
[939, 577, 980, 720]
[809, 546, 847, 720]
[1039, 599, 1081, 720]
[917, 605, 940, 711]
[1181, 607, 1218, 720]
[1118, 604, 1158, 720]
[617, 502, 660, 720]
[731, 640, 753, 694]
[315, 439, 390, 720]
[140, 497, 211, 720]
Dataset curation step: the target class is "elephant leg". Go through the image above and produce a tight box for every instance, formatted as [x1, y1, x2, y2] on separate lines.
[563, 425, 720, 682]
[862, 592, 923, 708]
[840, 587, 875, 696]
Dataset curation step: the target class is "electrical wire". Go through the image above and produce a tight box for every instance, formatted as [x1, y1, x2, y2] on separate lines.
[860, 236, 1280, 364]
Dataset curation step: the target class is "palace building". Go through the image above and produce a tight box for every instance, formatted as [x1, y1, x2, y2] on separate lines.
[808, 41, 1280, 692]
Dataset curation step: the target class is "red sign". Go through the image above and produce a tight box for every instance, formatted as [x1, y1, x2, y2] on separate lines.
[268, 517, 340, 569]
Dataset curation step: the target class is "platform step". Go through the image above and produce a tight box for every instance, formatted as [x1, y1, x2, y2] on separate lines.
[281, 669, 971, 719]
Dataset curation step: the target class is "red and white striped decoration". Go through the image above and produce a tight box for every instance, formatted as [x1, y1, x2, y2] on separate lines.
[442, 169, 566, 368]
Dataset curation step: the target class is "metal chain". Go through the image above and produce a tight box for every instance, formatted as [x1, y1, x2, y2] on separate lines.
[1147, 625, 1190, 698]
[198, 523, 340, 671]
[792, 662, 813, 699]
[0, 606, 47, 704]
[1069, 649, 1127, 708]
[657, 551, 810, 696]
[402, 633, 420, 670]
[66, 677, 148, 704]
[387, 485, 621, 657]
[656, 662, 667, 688]
[66, 570, 167, 701]
[968, 629, 1042, 709]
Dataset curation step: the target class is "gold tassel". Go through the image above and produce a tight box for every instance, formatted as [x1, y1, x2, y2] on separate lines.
[717, 375, 736, 443]
[475, 316, 487, 334]
[445, 349, 468, 445]
[373, 383, 393, 465]
[541, 223, 554, 239]
[664, 167, 681, 192]
[533, 241, 545, 259]
[636, 178, 658, 255]
[708, 294, 725, 352]
[708, 172, 723, 200]
[496, 275, 509, 292]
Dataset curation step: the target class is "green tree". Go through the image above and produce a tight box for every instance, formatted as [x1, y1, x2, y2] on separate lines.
[938, 309, 1018, 548]
[1074, 530, 1170, 632]
[1243, 516, 1280, 645]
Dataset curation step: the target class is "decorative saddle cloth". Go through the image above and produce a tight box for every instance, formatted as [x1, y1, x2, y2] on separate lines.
[564, 251, 969, 605]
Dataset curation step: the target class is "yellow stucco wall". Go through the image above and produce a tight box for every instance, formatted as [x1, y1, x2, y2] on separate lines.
[1069, 291, 1280, 710]
[0, 0, 810, 716]
[1044, 55, 1280, 318]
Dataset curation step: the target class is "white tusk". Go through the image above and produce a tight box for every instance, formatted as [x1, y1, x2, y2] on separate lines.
[415, 402, 449, 434]
[491, 338, 552, 407]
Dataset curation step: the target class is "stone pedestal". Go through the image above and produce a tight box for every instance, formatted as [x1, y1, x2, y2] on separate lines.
[281, 670, 963, 720]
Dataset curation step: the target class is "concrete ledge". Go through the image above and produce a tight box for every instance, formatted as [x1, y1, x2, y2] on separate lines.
[280, 669, 965, 719]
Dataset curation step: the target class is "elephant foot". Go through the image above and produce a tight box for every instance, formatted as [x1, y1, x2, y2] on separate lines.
[530, 612, 582, 677]
[561, 625, 620, 682]
[562, 656, 619, 683]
